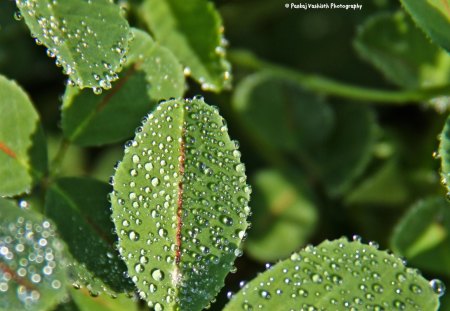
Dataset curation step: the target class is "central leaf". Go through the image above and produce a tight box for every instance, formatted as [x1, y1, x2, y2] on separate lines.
[111, 98, 251, 310]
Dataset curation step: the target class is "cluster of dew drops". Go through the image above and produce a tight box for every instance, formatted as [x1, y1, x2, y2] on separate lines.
[110, 98, 251, 310]
[14, 0, 131, 94]
[226, 236, 445, 311]
[0, 202, 65, 309]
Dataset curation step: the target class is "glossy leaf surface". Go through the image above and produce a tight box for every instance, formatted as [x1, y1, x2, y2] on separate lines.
[15, 0, 131, 89]
[225, 238, 441, 310]
[111, 98, 251, 310]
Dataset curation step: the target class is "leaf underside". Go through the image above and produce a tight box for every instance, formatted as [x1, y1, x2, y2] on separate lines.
[15, 0, 131, 89]
[225, 238, 440, 311]
[111, 98, 251, 310]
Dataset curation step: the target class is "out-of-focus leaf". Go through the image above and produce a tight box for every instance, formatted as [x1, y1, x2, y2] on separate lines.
[245, 170, 317, 262]
[62, 28, 184, 146]
[355, 11, 450, 88]
[233, 71, 333, 152]
[111, 98, 251, 310]
[139, 0, 231, 91]
[90, 147, 123, 182]
[45, 178, 134, 295]
[70, 288, 138, 311]
[0, 198, 67, 311]
[15, 0, 131, 90]
[345, 160, 410, 206]
[391, 197, 450, 276]
[401, 0, 450, 52]
[0, 75, 47, 197]
[225, 238, 441, 311]
[316, 102, 376, 196]
[47, 136, 86, 177]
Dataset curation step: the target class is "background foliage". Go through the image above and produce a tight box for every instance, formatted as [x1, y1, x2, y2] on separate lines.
[1, 0, 450, 310]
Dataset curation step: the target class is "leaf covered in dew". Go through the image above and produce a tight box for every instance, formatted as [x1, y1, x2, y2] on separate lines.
[400, 0, 450, 52]
[111, 98, 251, 310]
[15, 0, 131, 90]
[61, 28, 185, 147]
[225, 238, 442, 311]
[440, 114, 450, 191]
[0, 198, 68, 311]
[0, 74, 47, 197]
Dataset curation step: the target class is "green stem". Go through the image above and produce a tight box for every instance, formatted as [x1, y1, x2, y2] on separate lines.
[229, 50, 450, 104]
[50, 138, 70, 177]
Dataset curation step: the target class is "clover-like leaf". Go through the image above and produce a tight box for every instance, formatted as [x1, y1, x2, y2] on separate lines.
[0, 198, 68, 311]
[139, 0, 231, 92]
[0, 75, 47, 197]
[391, 197, 450, 277]
[245, 170, 317, 263]
[69, 288, 139, 311]
[45, 178, 134, 295]
[355, 11, 450, 89]
[61, 28, 184, 146]
[401, 0, 450, 52]
[111, 98, 251, 310]
[225, 238, 442, 310]
[15, 0, 131, 90]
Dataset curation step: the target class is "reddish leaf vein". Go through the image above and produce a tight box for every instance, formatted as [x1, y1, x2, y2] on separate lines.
[0, 142, 16, 159]
[175, 127, 186, 265]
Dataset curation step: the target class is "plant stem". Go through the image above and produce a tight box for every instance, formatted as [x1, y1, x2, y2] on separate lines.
[229, 50, 450, 104]
[50, 138, 70, 177]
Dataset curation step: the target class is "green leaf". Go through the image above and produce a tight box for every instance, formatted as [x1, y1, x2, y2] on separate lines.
[354, 11, 450, 89]
[225, 238, 441, 311]
[69, 288, 139, 311]
[0, 198, 67, 311]
[15, 0, 131, 90]
[0, 75, 47, 197]
[345, 160, 410, 206]
[233, 71, 334, 152]
[401, 0, 450, 52]
[315, 102, 376, 196]
[61, 28, 184, 146]
[45, 178, 134, 295]
[245, 170, 317, 262]
[440, 115, 450, 190]
[391, 197, 450, 276]
[139, 0, 231, 91]
[111, 98, 251, 310]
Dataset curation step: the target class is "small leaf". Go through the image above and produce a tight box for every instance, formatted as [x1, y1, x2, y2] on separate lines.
[15, 0, 131, 89]
[245, 170, 317, 263]
[61, 28, 184, 146]
[233, 71, 334, 152]
[0, 75, 47, 197]
[354, 11, 450, 89]
[111, 98, 251, 310]
[139, 0, 231, 91]
[391, 197, 450, 276]
[69, 288, 139, 311]
[225, 238, 441, 311]
[0, 198, 67, 311]
[45, 178, 134, 295]
[401, 0, 450, 52]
